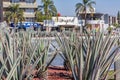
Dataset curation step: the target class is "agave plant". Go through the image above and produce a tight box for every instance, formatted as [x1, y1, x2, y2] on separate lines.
[56, 31, 120, 80]
[55, 32, 77, 70]
[0, 29, 57, 80]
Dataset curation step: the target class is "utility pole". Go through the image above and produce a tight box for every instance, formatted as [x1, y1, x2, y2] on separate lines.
[0, 0, 3, 22]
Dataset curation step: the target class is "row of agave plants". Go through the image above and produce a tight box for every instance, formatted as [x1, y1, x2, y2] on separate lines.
[0, 28, 57, 80]
[55, 30, 120, 80]
[0, 27, 120, 80]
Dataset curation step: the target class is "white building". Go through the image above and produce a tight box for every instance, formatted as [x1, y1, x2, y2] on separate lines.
[43, 11, 117, 32]
[78, 9, 117, 32]
[3, 0, 37, 22]
[44, 16, 80, 31]
[78, 12, 109, 32]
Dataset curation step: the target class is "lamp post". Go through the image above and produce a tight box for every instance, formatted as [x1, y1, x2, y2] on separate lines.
[0, 0, 3, 22]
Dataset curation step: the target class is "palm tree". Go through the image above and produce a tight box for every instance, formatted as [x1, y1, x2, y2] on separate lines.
[75, 0, 96, 28]
[5, 4, 24, 26]
[41, 0, 57, 20]
[35, 10, 45, 22]
[0, 0, 3, 22]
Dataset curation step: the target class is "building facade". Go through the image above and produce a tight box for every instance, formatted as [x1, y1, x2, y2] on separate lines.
[78, 12, 118, 32]
[78, 12, 106, 32]
[44, 17, 80, 32]
[3, 0, 37, 22]
[0, 0, 3, 22]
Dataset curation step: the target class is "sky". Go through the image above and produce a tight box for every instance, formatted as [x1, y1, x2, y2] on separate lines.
[36, 0, 120, 16]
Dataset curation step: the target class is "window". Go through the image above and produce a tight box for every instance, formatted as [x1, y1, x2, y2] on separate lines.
[25, 9, 34, 13]
[10, 0, 20, 3]
[25, 18, 34, 22]
[25, 0, 34, 3]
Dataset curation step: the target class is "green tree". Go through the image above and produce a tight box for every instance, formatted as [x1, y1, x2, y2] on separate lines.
[107, 26, 113, 34]
[75, 0, 96, 27]
[5, 4, 24, 26]
[41, 0, 57, 20]
[35, 10, 45, 22]
[113, 23, 120, 28]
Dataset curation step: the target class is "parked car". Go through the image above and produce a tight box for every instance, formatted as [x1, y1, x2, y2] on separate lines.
[10, 22, 41, 31]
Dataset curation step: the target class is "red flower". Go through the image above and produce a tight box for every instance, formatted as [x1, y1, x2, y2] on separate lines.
[57, 13, 61, 17]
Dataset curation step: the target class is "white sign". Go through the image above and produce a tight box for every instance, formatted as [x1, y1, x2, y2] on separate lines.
[52, 17, 79, 26]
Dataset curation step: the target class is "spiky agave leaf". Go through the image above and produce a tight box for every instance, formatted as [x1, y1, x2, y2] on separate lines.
[56, 31, 120, 80]
[0, 29, 57, 80]
[55, 32, 77, 71]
